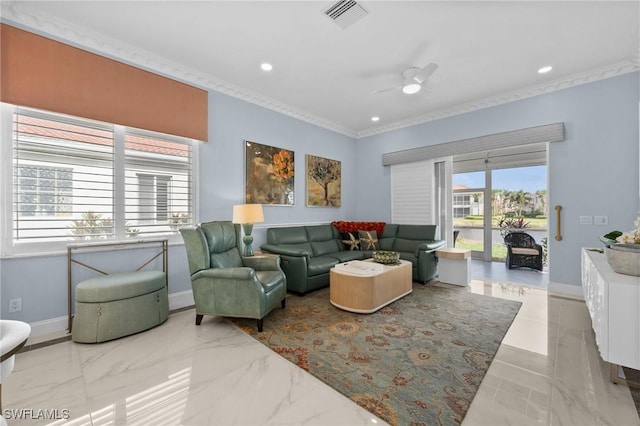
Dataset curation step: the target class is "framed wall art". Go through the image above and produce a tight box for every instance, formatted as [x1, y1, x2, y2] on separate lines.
[245, 141, 294, 205]
[306, 154, 341, 207]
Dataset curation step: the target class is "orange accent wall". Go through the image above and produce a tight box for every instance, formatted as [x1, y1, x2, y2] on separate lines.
[1, 24, 208, 141]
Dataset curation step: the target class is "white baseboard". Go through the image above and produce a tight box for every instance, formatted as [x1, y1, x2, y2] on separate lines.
[168, 290, 194, 310]
[28, 290, 195, 338]
[28, 315, 68, 338]
[548, 281, 584, 300]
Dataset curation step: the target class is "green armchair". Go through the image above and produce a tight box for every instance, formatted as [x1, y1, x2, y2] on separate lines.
[180, 221, 286, 332]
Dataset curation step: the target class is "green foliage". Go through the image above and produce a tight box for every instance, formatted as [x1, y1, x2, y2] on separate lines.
[497, 215, 530, 238]
[69, 211, 139, 239]
[604, 231, 623, 240]
[169, 213, 189, 231]
[523, 209, 543, 218]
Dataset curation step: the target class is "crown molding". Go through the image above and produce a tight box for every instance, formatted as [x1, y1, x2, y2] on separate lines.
[2, 2, 638, 141]
[0, 2, 357, 138]
[355, 59, 639, 139]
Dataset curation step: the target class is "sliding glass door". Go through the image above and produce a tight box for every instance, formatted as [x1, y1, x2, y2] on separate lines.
[453, 163, 548, 263]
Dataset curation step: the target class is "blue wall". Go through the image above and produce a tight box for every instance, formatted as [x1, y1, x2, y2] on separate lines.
[1, 72, 638, 329]
[201, 91, 358, 247]
[0, 90, 359, 327]
[355, 72, 640, 290]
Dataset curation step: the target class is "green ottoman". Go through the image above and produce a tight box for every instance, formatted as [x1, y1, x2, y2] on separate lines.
[72, 270, 168, 343]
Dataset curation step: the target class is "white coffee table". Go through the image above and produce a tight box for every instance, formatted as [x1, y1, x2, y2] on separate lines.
[329, 259, 412, 313]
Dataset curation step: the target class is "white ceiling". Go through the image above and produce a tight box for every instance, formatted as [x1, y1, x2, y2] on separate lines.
[3, 1, 639, 138]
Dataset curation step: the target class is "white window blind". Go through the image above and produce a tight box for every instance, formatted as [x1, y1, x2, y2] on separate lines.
[13, 109, 115, 241]
[125, 131, 192, 236]
[5, 106, 194, 253]
[391, 160, 434, 224]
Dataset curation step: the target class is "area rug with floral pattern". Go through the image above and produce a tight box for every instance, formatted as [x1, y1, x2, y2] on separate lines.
[230, 283, 521, 425]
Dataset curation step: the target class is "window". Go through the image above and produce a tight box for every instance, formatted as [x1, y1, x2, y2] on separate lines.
[16, 165, 73, 217]
[2, 106, 195, 254]
[453, 194, 471, 206]
[453, 207, 471, 218]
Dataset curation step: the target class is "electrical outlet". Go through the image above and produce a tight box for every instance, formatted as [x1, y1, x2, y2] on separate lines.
[8, 297, 22, 313]
[594, 216, 609, 226]
[579, 216, 593, 225]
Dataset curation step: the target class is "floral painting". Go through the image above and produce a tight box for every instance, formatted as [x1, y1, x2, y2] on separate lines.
[306, 154, 341, 207]
[245, 141, 294, 205]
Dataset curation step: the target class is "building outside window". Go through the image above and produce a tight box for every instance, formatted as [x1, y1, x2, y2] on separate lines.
[16, 165, 73, 217]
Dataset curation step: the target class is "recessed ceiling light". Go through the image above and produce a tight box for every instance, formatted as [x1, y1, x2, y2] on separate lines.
[371, 116, 380, 122]
[261, 63, 273, 72]
[538, 66, 552, 74]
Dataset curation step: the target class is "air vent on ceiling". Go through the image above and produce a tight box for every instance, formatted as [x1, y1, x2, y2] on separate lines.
[323, 0, 368, 29]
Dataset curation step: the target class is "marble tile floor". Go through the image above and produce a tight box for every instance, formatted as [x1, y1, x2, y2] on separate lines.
[4, 278, 639, 425]
[471, 258, 548, 289]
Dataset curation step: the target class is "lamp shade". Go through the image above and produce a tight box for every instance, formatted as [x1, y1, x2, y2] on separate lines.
[232, 204, 264, 224]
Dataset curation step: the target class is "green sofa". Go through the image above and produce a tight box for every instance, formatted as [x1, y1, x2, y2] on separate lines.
[261, 223, 446, 294]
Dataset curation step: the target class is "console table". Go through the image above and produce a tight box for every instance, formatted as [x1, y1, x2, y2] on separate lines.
[581, 248, 640, 384]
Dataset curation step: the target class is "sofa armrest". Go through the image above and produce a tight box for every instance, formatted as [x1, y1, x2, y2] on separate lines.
[415, 239, 447, 256]
[192, 267, 256, 281]
[261, 244, 311, 259]
[242, 255, 281, 271]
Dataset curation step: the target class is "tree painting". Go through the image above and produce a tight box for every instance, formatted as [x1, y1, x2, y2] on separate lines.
[306, 154, 341, 207]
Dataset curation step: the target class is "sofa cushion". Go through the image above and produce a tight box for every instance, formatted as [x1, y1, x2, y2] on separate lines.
[201, 221, 238, 252]
[392, 238, 420, 254]
[311, 239, 342, 256]
[511, 247, 540, 256]
[341, 232, 360, 250]
[308, 256, 339, 276]
[328, 250, 365, 263]
[399, 251, 418, 265]
[378, 224, 397, 251]
[358, 230, 380, 250]
[267, 226, 308, 245]
[380, 224, 398, 238]
[396, 224, 437, 240]
[211, 248, 243, 269]
[306, 224, 338, 241]
[201, 221, 243, 268]
[75, 270, 166, 303]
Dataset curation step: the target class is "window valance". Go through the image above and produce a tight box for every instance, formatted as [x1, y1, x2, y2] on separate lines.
[382, 123, 564, 166]
[1, 24, 208, 141]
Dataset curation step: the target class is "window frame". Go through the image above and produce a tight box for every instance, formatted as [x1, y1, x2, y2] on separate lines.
[0, 104, 198, 257]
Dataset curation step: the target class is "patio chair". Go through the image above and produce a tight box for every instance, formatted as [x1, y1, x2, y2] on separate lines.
[503, 232, 543, 271]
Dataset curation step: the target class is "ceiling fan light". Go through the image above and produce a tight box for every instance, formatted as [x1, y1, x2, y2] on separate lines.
[402, 82, 421, 95]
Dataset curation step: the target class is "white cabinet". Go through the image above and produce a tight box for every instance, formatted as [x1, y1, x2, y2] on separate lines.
[581, 248, 640, 372]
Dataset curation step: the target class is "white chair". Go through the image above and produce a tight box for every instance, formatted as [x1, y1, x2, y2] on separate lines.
[0, 320, 31, 425]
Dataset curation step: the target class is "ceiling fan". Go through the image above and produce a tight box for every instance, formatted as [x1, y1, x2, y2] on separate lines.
[372, 63, 439, 95]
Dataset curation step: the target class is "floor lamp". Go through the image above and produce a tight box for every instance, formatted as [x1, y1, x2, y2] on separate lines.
[232, 204, 264, 256]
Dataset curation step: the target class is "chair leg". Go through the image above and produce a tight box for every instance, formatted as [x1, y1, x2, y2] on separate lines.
[257, 318, 264, 332]
[281, 298, 286, 309]
[195, 314, 204, 325]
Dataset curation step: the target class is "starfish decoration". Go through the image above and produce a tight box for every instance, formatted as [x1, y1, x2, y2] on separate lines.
[342, 233, 360, 251]
[360, 231, 378, 250]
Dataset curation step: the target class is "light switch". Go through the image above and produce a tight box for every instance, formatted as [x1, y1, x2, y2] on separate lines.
[579, 216, 593, 225]
[594, 216, 608, 225]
